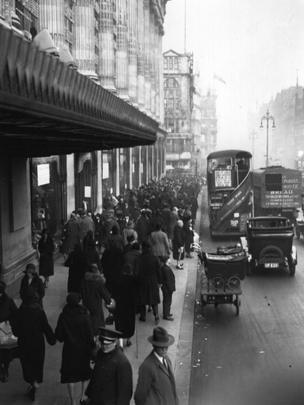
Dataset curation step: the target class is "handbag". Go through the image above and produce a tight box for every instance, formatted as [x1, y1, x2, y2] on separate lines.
[0, 321, 18, 349]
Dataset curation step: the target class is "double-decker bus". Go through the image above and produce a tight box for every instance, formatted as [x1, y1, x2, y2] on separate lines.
[252, 166, 302, 221]
[207, 149, 253, 237]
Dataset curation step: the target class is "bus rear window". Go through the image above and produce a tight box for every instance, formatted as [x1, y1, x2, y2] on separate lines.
[265, 173, 282, 191]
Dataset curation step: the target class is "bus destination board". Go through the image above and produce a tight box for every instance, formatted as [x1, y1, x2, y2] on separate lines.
[263, 172, 301, 208]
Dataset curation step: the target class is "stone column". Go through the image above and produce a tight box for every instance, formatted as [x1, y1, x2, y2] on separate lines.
[74, 0, 98, 80]
[129, 148, 133, 189]
[40, 0, 65, 48]
[143, 0, 151, 113]
[138, 146, 142, 187]
[145, 146, 149, 184]
[99, 0, 116, 91]
[136, 0, 145, 110]
[128, 0, 137, 104]
[1, 0, 14, 21]
[116, 0, 128, 100]
[150, 12, 156, 118]
[115, 149, 120, 196]
[159, 36, 164, 125]
[96, 150, 102, 213]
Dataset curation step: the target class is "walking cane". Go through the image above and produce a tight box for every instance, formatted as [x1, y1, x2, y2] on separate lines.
[135, 322, 139, 359]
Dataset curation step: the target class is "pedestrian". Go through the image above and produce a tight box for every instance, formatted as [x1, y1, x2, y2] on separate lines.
[65, 244, 87, 293]
[37, 228, 55, 288]
[61, 212, 80, 260]
[134, 240, 162, 324]
[183, 219, 194, 258]
[81, 263, 113, 335]
[55, 292, 95, 405]
[123, 239, 141, 275]
[114, 263, 137, 347]
[79, 210, 95, 246]
[83, 230, 101, 270]
[13, 289, 56, 401]
[0, 280, 18, 382]
[135, 209, 151, 244]
[160, 258, 176, 321]
[168, 207, 179, 250]
[172, 220, 185, 269]
[134, 326, 178, 405]
[85, 327, 133, 405]
[149, 223, 171, 263]
[122, 219, 138, 246]
[19, 263, 45, 307]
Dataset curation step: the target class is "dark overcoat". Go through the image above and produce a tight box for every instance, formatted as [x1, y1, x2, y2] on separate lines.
[55, 304, 94, 383]
[61, 217, 80, 255]
[115, 273, 137, 339]
[134, 351, 178, 405]
[0, 293, 17, 323]
[19, 274, 45, 306]
[81, 272, 111, 334]
[38, 236, 55, 277]
[86, 346, 133, 405]
[13, 303, 56, 384]
[123, 247, 141, 274]
[135, 251, 161, 306]
[172, 226, 185, 261]
[65, 249, 88, 293]
[101, 240, 124, 298]
[160, 264, 176, 293]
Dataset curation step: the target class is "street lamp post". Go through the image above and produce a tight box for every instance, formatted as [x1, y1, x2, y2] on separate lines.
[260, 109, 276, 167]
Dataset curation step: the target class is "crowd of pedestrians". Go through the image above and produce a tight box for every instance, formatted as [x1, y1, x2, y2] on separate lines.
[0, 175, 201, 404]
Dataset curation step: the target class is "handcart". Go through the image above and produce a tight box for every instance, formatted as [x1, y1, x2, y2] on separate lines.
[198, 245, 247, 316]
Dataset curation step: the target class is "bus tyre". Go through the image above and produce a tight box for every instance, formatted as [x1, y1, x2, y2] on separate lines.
[247, 260, 255, 276]
[289, 262, 296, 277]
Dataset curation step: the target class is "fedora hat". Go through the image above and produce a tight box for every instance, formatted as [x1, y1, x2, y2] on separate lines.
[148, 327, 174, 347]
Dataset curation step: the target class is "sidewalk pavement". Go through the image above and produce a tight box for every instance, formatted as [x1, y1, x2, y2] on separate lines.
[0, 245, 199, 405]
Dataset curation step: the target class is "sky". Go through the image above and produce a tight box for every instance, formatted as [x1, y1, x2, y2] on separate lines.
[163, 0, 304, 150]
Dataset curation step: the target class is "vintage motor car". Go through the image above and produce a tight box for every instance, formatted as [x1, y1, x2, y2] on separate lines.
[245, 216, 297, 276]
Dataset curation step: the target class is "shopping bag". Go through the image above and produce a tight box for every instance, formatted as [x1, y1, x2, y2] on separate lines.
[0, 321, 18, 349]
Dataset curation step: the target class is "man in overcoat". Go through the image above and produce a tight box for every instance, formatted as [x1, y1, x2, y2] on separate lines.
[85, 327, 133, 405]
[134, 326, 178, 405]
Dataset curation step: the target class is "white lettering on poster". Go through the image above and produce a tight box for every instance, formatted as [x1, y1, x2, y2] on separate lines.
[37, 164, 50, 186]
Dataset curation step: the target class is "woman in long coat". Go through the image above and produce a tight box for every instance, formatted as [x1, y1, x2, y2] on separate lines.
[114, 264, 137, 347]
[38, 229, 55, 287]
[13, 289, 56, 401]
[65, 244, 87, 293]
[55, 292, 95, 405]
[81, 264, 112, 335]
[135, 241, 162, 324]
[172, 220, 185, 269]
[19, 263, 45, 308]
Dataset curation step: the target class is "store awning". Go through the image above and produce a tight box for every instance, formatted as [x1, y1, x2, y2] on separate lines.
[0, 25, 159, 157]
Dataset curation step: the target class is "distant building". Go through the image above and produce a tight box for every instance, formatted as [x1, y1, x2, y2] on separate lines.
[253, 86, 304, 169]
[163, 49, 194, 172]
[200, 89, 217, 169]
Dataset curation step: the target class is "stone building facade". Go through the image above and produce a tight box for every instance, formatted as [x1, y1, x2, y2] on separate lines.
[0, 1, 168, 289]
[163, 49, 194, 172]
[0, 0, 168, 240]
